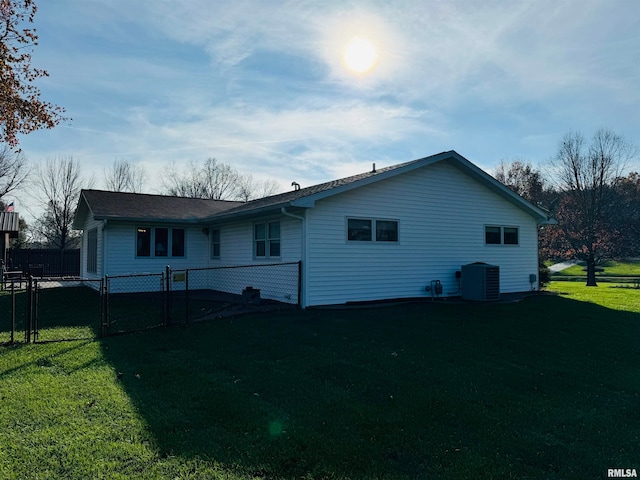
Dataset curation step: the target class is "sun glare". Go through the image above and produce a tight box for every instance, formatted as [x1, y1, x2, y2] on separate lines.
[343, 37, 378, 74]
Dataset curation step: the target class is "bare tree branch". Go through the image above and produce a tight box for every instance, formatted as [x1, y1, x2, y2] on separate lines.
[0, 144, 28, 198]
[104, 158, 147, 192]
[32, 156, 85, 249]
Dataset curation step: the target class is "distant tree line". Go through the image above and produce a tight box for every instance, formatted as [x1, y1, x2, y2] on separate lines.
[494, 128, 638, 286]
[0, 153, 282, 251]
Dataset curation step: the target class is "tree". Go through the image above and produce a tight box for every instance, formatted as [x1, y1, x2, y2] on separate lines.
[0, 0, 65, 146]
[162, 157, 238, 200]
[0, 144, 28, 199]
[235, 173, 280, 202]
[494, 158, 547, 205]
[161, 157, 281, 201]
[104, 158, 146, 192]
[548, 129, 637, 286]
[32, 157, 85, 250]
[614, 171, 640, 257]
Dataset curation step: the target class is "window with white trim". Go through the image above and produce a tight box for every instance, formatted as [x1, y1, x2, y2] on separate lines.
[136, 227, 186, 257]
[254, 221, 280, 258]
[348, 218, 398, 242]
[210, 228, 220, 259]
[485, 225, 519, 245]
[87, 228, 98, 273]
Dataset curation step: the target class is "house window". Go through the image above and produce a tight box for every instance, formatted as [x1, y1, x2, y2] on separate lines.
[485, 226, 501, 245]
[136, 227, 186, 257]
[137, 227, 151, 257]
[254, 221, 280, 258]
[485, 226, 519, 245]
[348, 218, 398, 242]
[87, 228, 98, 273]
[348, 219, 372, 241]
[211, 228, 220, 259]
[155, 228, 168, 256]
[376, 220, 398, 242]
[503, 227, 519, 245]
[172, 229, 185, 257]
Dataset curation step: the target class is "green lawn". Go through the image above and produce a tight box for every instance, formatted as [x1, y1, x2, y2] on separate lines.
[554, 259, 640, 277]
[1, 283, 639, 479]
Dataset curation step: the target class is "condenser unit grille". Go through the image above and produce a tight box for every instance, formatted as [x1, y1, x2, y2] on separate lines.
[461, 263, 500, 301]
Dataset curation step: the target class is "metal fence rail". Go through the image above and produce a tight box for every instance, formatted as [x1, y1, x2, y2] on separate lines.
[1, 261, 302, 343]
[105, 273, 165, 336]
[33, 278, 104, 342]
[0, 281, 27, 344]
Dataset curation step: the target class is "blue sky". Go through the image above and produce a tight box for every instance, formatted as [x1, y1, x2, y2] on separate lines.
[14, 0, 640, 215]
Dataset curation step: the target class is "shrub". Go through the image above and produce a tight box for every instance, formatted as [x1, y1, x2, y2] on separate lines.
[539, 261, 551, 288]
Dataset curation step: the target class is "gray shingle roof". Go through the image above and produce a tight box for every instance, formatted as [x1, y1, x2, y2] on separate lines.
[207, 156, 424, 218]
[75, 190, 242, 226]
[74, 150, 554, 227]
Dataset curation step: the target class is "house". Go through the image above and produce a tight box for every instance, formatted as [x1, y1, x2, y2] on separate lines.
[73, 150, 555, 307]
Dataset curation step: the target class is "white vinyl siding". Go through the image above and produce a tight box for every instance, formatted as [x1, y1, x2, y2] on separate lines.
[79, 217, 104, 279]
[305, 160, 539, 306]
[103, 223, 210, 276]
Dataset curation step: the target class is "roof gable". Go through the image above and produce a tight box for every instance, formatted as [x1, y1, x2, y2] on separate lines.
[73, 151, 554, 229]
[206, 150, 553, 224]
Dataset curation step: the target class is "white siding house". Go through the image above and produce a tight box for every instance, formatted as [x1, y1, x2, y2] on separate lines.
[73, 151, 554, 307]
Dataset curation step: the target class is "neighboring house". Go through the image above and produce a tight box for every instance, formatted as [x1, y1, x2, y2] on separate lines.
[73, 150, 555, 307]
[0, 211, 19, 270]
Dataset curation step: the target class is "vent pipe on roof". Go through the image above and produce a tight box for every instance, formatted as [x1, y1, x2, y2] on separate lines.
[291, 181, 300, 191]
[372, 163, 376, 173]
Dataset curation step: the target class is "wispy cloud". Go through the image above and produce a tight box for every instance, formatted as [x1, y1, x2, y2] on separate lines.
[18, 0, 640, 202]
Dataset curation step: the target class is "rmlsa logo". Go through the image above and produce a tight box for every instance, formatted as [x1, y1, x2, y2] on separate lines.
[608, 469, 638, 478]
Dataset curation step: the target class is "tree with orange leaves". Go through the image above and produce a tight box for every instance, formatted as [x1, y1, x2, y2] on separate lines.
[0, 0, 65, 147]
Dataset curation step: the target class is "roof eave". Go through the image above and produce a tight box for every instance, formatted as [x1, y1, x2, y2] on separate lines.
[445, 153, 553, 223]
[93, 215, 212, 225]
[290, 151, 455, 208]
[203, 201, 295, 223]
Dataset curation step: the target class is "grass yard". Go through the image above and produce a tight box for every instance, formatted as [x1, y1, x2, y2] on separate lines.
[1, 282, 639, 479]
[554, 259, 640, 278]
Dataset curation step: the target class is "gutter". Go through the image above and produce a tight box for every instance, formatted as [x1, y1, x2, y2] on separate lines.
[281, 207, 307, 308]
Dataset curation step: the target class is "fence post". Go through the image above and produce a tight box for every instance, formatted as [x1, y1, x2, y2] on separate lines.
[297, 260, 303, 308]
[25, 276, 32, 343]
[32, 278, 39, 342]
[10, 281, 15, 344]
[103, 276, 110, 337]
[165, 265, 171, 326]
[99, 278, 105, 337]
[185, 269, 189, 325]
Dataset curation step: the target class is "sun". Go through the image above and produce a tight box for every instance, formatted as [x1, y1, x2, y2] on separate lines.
[343, 36, 378, 74]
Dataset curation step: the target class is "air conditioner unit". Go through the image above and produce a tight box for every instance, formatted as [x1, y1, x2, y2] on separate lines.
[461, 263, 500, 301]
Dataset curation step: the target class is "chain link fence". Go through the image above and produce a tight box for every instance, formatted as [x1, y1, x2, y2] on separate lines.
[105, 273, 165, 335]
[0, 279, 28, 344]
[2, 261, 301, 343]
[32, 278, 104, 342]
[185, 262, 300, 319]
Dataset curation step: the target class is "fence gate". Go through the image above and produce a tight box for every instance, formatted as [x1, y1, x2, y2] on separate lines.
[104, 272, 165, 336]
[32, 278, 104, 343]
[0, 280, 28, 344]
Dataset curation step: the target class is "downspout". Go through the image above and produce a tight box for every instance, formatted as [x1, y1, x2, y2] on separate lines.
[101, 219, 108, 278]
[281, 207, 307, 308]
